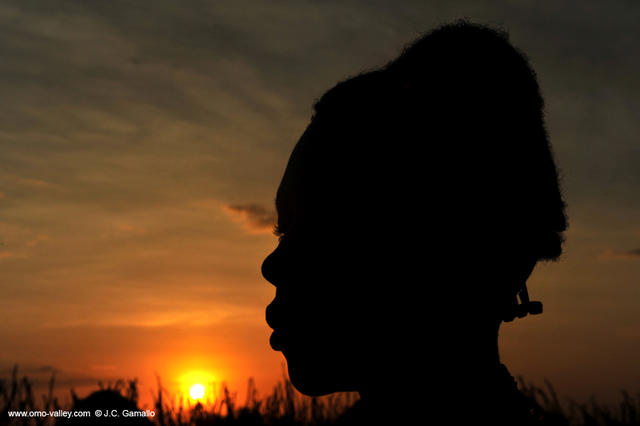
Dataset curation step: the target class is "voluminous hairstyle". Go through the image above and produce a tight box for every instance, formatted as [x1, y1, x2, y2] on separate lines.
[305, 20, 567, 264]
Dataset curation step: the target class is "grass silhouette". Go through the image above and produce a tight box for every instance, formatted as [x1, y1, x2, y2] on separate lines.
[1, 365, 639, 425]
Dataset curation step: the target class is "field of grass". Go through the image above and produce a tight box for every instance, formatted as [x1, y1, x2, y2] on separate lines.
[1, 365, 639, 425]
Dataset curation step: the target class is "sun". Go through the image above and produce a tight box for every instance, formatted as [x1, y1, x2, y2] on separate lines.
[177, 369, 217, 404]
[189, 383, 205, 401]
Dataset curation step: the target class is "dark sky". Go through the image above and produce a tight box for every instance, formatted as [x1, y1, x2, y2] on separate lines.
[1, 0, 639, 406]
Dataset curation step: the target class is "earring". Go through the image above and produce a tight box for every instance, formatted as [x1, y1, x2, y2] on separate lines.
[518, 283, 543, 316]
[502, 283, 543, 322]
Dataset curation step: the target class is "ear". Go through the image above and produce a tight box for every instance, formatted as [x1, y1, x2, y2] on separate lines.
[521, 257, 537, 283]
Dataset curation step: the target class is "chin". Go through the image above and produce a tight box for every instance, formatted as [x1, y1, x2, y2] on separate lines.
[287, 364, 337, 396]
[284, 353, 356, 396]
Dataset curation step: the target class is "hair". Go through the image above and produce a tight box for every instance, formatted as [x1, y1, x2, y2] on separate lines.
[305, 20, 567, 264]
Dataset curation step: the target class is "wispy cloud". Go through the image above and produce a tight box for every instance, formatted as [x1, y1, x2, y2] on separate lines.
[31, 365, 60, 374]
[224, 203, 275, 234]
[600, 248, 640, 260]
[25, 233, 49, 247]
[16, 177, 58, 189]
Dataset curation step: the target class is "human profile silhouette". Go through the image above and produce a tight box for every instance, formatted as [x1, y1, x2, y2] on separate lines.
[262, 20, 567, 425]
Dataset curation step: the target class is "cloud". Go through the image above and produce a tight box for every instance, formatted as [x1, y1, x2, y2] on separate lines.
[224, 203, 275, 234]
[32, 364, 60, 374]
[600, 248, 640, 260]
[25, 233, 49, 247]
[16, 177, 58, 189]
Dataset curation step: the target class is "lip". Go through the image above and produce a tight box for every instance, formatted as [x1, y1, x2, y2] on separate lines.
[269, 330, 284, 351]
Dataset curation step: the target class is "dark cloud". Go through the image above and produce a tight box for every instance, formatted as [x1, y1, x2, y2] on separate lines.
[32, 365, 60, 374]
[2, 0, 639, 215]
[224, 203, 275, 233]
[601, 248, 640, 260]
[0, 364, 58, 375]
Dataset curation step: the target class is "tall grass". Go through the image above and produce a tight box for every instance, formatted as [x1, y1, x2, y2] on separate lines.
[1, 365, 639, 425]
[1, 366, 59, 426]
[152, 372, 358, 426]
[517, 376, 640, 426]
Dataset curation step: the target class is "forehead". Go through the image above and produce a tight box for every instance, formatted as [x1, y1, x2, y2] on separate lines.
[275, 174, 293, 229]
[275, 123, 314, 230]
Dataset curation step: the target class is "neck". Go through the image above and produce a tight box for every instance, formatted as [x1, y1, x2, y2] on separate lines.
[357, 320, 510, 420]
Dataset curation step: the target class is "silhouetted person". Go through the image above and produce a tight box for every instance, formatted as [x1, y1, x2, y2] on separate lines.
[262, 20, 567, 425]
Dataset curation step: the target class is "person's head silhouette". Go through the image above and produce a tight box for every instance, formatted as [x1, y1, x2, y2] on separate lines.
[262, 20, 567, 423]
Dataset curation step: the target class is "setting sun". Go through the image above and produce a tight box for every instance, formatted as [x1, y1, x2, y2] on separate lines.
[177, 369, 217, 404]
[189, 384, 205, 400]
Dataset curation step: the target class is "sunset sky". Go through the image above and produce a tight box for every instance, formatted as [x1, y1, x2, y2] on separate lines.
[1, 0, 639, 408]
